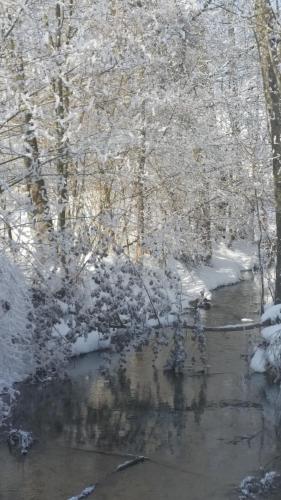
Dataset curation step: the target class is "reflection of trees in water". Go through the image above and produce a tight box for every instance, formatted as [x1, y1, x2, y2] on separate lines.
[11, 367, 209, 457]
[191, 377, 207, 425]
[9, 307, 213, 455]
[263, 383, 281, 442]
[245, 378, 281, 466]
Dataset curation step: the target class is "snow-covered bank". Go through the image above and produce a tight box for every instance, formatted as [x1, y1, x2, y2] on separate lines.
[251, 305, 281, 376]
[51, 319, 110, 357]
[61, 240, 257, 356]
[175, 241, 257, 309]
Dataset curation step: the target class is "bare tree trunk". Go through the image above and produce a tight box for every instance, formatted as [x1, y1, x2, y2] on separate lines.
[24, 110, 53, 240]
[49, 0, 78, 275]
[55, 74, 69, 234]
[0, 194, 13, 242]
[193, 147, 212, 261]
[17, 58, 53, 241]
[255, 0, 281, 302]
[135, 100, 146, 261]
[54, 1, 69, 234]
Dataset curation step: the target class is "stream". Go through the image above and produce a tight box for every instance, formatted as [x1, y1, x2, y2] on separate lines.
[1, 274, 281, 500]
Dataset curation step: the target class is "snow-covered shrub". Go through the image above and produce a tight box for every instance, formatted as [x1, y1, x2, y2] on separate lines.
[8, 429, 34, 455]
[38, 244, 184, 366]
[66, 250, 182, 354]
[239, 471, 280, 499]
[0, 253, 34, 419]
[251, 305, 281, 380]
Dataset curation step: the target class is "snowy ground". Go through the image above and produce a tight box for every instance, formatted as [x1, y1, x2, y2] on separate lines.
[52, 319, 111, 357]
[175, 241, 257, 309]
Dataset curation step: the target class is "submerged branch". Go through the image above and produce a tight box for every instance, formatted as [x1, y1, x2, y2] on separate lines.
[115, 456, 148, 472]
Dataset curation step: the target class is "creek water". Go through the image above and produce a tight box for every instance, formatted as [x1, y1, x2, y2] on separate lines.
[1, 274, 281, 500]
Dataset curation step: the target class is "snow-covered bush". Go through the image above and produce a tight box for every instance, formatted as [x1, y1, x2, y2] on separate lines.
[8, 429, 34, 455]
[37, 241, 256, 371]
[239, 471, 280, 499]
[22, 235, 189, 374]
[52, 249, 183, 357]
[251, 304, 281, 379]
[0, 253, 34, 420]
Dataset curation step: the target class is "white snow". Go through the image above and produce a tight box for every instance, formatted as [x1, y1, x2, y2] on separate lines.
[175, 241, 257, 309]
[51, 321, 111, 357]
[250, 347, 267, 373]
[52, 320, 70, 338]
[240, 475, 258, 498]
[251, 303, 281, 376]
[260, 471, 280, 488]
[266, 332, 281, 370]
[261, 304, 281, 324]
[68, 485, 96, 500]
[71, 331, 110, 356]
[261, 324, 281, 341]
[252, 306, 281, 376]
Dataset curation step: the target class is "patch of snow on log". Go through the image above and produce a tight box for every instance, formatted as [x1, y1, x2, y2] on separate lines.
[250, 347, 267, 373]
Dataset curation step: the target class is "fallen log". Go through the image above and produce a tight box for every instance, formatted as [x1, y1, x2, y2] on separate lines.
[182, 321, 262, 332]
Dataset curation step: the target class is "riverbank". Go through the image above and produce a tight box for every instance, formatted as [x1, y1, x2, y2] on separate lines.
[71, 240, 258, 355]
[0, 240, 257, 425]
[175, 240, 257, 308]
[251, 303, 281, 376]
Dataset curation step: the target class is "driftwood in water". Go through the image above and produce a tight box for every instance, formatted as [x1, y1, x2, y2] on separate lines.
[115, 456, 148, 472]
[182, 321, 262, 332]
[68, 485, 96, 500]
[67, 455, 148, 499]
